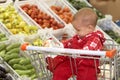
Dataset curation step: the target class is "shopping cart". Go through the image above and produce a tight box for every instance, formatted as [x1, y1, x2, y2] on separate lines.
[20, 40, 119, 80]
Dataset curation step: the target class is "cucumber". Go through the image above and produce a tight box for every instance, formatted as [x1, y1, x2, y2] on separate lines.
[13, 64, 27, 70]
[0, 43, 6, 51]
[6, 48, 19, 54]
[4, 54, 19, 62]
[6, 52, 18, 55]
[15, 69, 34, 76]
[8, 58, 22, 66]
[30, 74, 37, 80]
[0, 50, 6, 58]
[6, 43, 21, 51]
[19, 58, 31, 65]
[26, 64, 34, 69]
[0, 33, 5, 38]
[0, 37, 8, 41]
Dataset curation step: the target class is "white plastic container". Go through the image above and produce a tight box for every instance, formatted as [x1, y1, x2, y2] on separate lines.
[14, 0, 65, 30]
[38, 0, 76, 24]
[0, 3, 39, 35]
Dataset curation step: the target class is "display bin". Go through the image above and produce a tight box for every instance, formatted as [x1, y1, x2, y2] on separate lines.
[0, 3, 39, 35]
[0, 37, 40, 80]
[20, 39, 119, 80]
[0, 40, 22, 80]
[23, 29, 63, 48]
[38, 0, 76, 24]
[14, 0, 65, 30]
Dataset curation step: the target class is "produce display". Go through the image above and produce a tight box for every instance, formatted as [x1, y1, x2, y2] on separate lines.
[0, 0, 120, 80]
[0, 42, 37, 80]
[0, 4, 38, 35]
[32, 38, 43, 46]
[0, 64, 13, 80]
[50, 5, 73, 24]
[67, 0, 105, 19]
[105, 30, 120, 44]
[21, 4, 64, 30]
[0, 32, 8, 42]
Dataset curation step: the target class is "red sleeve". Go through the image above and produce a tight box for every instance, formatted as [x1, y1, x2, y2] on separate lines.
[82, 36, 103, 50]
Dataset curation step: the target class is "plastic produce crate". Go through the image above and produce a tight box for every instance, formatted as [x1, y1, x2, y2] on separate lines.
[38, 0, 76, 24]
[15, 0, 65, 30]
[0, 3, 38, 35]
[23, 29, 63, 48]
[0, 38, 39, 80]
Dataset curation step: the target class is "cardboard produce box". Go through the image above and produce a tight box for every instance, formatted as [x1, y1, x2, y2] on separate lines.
[89, 0, 120, 21]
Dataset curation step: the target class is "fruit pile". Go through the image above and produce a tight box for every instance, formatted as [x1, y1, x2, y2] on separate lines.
[0, 4, 38, 35]
[0, 32, 8, 42]
[50, 5, 73, 24]
[21, 4, 64, 30]
[0, 64, 13, 80]
[0, 42, 37, 80]
[67, 0, 105, 19]
[32, 38, 43, 46]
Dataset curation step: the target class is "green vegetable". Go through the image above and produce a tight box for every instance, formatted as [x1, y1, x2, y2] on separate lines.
[0, 33, 5, 38]
[13, 64, 27, 70]
[15, 69, 35, 76]
[0, 43, 6, 51]
[0, 37, 8, 41]
[6, 43, 21, 51]
[8, 58, 22, 66]
[19, 58, 31, 65]
[0, 50, 6, 58]
[4, 54, 19, 62]
[105, 30, 120, 44]
[6, 48, 19, 54]
[30, 74, 37, 80]
[25, 64, 34, 69]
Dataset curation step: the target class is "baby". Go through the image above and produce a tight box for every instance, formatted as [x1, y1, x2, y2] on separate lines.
[46, 8, 105, 80]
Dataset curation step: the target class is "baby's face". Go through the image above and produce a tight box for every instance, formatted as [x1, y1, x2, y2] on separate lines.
[72, 19, 94, 37]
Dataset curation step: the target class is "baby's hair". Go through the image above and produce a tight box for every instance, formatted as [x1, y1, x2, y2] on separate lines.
[73, 8, 98, 27]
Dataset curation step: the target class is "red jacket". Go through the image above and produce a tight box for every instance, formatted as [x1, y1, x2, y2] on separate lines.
[46, 30, 105, 73]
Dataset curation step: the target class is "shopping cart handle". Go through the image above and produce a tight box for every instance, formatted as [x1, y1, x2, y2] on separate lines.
[106, 49, 117, 58]
[20, 43, 117, 58]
